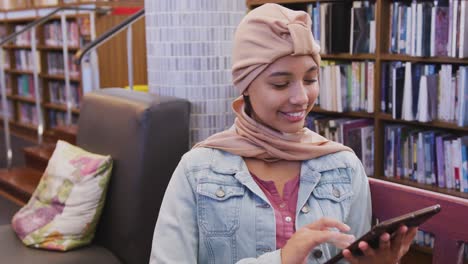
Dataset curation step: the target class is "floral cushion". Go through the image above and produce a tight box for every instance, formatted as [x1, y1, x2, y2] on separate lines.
[11, 140, 113, 251]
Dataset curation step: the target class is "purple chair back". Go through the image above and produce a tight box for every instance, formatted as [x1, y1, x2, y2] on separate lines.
[369, 178, 468, 264]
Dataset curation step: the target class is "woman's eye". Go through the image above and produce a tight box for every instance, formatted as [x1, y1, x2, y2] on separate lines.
[304, 79, 317, 85]
[271, 83, 289, 88]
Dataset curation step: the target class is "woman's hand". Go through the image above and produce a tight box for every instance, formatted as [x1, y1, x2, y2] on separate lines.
[281, 218, 356, 264]
[342, 226, 418, 264]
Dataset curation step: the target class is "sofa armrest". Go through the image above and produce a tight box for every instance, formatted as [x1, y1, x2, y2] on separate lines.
[369, 178, 468, 264]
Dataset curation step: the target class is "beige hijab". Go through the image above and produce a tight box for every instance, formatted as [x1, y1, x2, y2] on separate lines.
[195, 97, 352, 162]
[194, 4, 352, 161]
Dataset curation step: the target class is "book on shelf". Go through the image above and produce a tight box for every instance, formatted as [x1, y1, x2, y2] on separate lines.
[350, 1, 375, 54]
[458, 66, 468, 127]
[434, 4, 450, 56]
[413, 230, 435, 249]
[420, 2, 433, 57]
[459, 0, 468, 58]
[48, 80, 81, 108]
[330, 2, 351, 53]
[384, 124, 468, 193]
[0, 9, 95, 136]
[462, 137, 468, 193]
[360, 125, 374, 176]
[319, 60, 374, 113]
[381, 62, 467, 126]
[3, 51, 10, 69]
[307, 2, 321, 48]
[391, 62, 405, 119]
[4, 74, 12, 95]
[398, 4, 408, 54]
[48, 110, 79, 129]
[17, 74, 36, 98]
[44, 20, 80, 47]
[14, 50, 40, 72]
[0, 99, 14, 120]
[309, 1, 375, 54]
[307, 115, 374, 175]
[13, 25, 35, 46]
[46, 51, 80, 77]
[18, 102, 38, 126]
[390, 0, 467, 58]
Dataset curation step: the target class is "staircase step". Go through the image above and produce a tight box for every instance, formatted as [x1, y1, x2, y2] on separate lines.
[23, 144, 55, 172]
[51, 125, 78, 145]
[0, 167, 42, 204]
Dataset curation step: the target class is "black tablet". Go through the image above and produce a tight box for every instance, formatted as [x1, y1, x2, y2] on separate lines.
[324, 204, 441, 264]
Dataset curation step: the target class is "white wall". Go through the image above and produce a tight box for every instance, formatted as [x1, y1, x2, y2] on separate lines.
[145, 0, 246, 145]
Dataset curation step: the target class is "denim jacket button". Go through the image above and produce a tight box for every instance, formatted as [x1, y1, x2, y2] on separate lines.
[332, 188, 341, 198]
[301, 205, 310, 214]
[215, 188, 225, 198]
[313, 249, 323, 259]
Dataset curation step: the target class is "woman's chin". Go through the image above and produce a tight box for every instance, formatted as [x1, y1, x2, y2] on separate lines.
[276, 123, 305, 134]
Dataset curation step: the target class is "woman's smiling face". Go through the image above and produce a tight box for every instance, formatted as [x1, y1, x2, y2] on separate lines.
[244, 55, 319, 133]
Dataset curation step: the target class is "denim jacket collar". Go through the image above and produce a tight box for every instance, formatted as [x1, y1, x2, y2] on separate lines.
[208, 148, 353, 219]
[210, 149, 246, 175]
[209, 148, 351, 176]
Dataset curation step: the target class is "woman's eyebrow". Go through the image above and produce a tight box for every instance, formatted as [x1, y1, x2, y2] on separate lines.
[268, 66, 318, 77]
[268, 71, 292, 77]
[306, 66, 318, 73]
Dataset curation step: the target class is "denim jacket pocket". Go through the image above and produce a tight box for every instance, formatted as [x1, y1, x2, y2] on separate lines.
[197, 181, 245, 236]
[312, 183, 353, 202]
[312, 169, 354, 219]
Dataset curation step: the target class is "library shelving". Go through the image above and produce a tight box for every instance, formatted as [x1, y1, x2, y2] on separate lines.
[0, 1, 145, 11]
[247, 0, 468, 194]
[0, 1, 148, 141]
[247, 0, 468, 261]
[0, 10, 91, 139]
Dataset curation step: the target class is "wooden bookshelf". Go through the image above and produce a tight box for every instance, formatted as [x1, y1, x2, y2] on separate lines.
[2, 17, 38, 23]
[0, 1, 147, 136]
[247, 0, 468, 261]
[37, 45, 80, 51]
[0, 11, 85, 132]
[2, 44, 32, 49]
[5, 69, 34, 75]
[10, 94, 37, 104]
[0, 0, 144, 11]
[247, 0, 468, 188]
[381, 53, 468, 64]
[378, 113, 468, 132]
[13, 120, 37, 130]
[321, 53, 376, 60]
[311, 107, 374, 119]
[40, 73, 80, 82]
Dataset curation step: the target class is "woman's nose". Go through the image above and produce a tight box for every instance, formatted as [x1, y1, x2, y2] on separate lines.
[289, 83, 309, 105]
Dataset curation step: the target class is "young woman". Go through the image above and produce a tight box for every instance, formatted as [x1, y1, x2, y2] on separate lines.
[150, 3, 416, 264]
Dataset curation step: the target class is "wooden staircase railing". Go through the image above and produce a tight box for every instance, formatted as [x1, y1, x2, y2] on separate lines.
[0, 125, 77, 204]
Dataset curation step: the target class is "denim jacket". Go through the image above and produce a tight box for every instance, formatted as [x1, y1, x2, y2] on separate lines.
[150, 147, 372, 264]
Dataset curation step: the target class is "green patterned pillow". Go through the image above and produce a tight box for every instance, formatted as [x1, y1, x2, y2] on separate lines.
[11, 140, 113, 251]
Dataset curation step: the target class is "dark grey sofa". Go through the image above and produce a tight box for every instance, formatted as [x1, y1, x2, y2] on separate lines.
[0, 88, 190, 264]
[0, 197, 20, 225]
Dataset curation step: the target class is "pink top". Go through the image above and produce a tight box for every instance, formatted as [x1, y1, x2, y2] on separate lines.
[252, 174, 300, 249]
